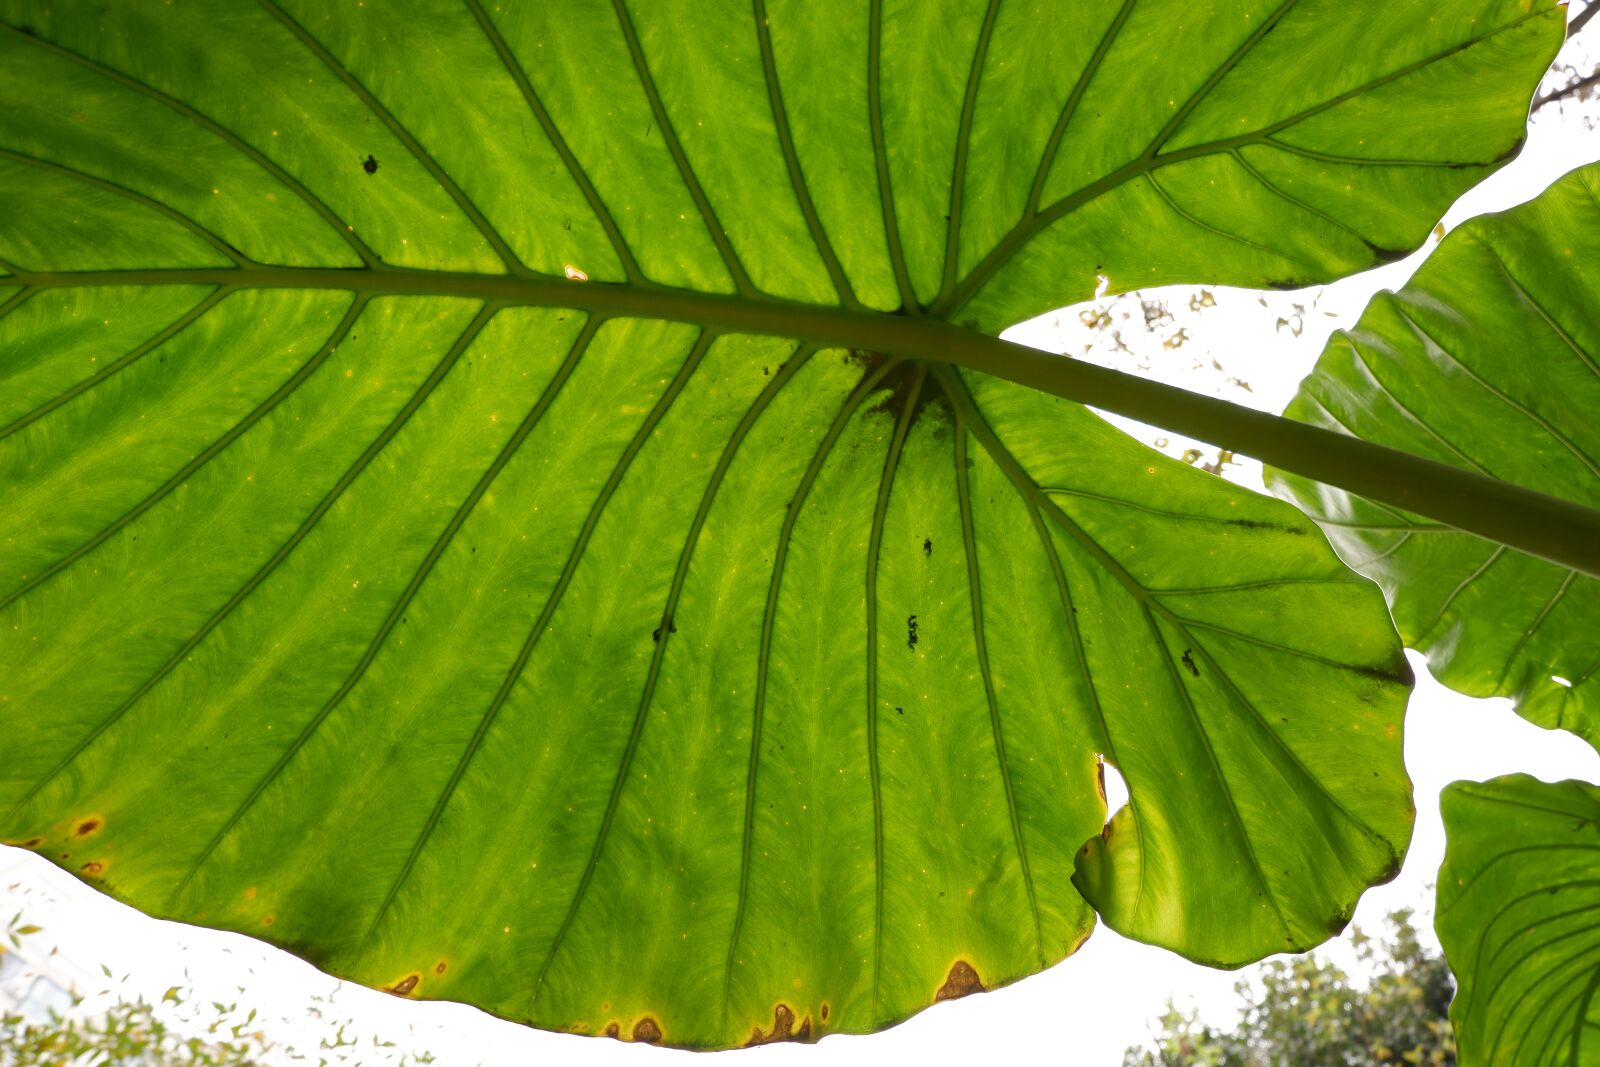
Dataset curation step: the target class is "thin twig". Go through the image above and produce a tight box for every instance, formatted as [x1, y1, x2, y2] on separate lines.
[1568, 0, 1598, 39]
[1533, 67, 1600, 111]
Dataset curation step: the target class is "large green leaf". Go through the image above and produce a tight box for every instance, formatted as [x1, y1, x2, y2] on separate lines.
[0, 0, 1557, 1048]
[1437, 775, 1600, 1066]
[1271, 163, 1600, 747]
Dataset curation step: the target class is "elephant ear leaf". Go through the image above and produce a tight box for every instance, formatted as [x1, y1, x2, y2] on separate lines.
[0, 0, 1560, 1049]
[1436, 775, 1600, 1067]
[1271, 162, 1600, 747]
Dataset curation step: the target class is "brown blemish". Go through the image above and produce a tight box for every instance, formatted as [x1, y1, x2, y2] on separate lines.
[73, 818, 101, 837]
[746, 1003, 801, 1047]
[262, 914, 276, 926]
[21, 837, 43, 849]
[820, 1002, 829, 1023]
[388, 974, 419, 997]
[865, 358, 943, 422]
[244, 886, 257, 900]
[81, 861, 103, 876]
[434, 961, 447, 975]
[632, 1017, 662, 1044]
[604, 1022, 620, 1039]
[935, 960, 985, 1001]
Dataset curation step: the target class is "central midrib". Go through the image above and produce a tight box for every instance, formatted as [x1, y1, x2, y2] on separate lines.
[8, 262, 1600, 578]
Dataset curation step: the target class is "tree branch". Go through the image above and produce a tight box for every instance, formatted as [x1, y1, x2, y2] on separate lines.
[1533, 66, 1600, 111]
[1568, 0, 1598, 39]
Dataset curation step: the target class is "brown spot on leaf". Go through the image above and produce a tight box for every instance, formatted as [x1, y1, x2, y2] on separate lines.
[388, 974, 419, 996]
[434, 961, 447, 975]
[244, 886, 257, 900]
[362, 154, 379, 175]
[604, 1022, 620, 1039]
[262, 915, 276, 926]
[746, 1004, 803, 1046]
[632, 1017, 662, 1044]
[74, 818, 101, 837]
[21, 837, 42, 849]
[866, 359, 940, 421]
[935, 960, 984, 1001]
[81, 861, 103, 876]
[820, 1002, 830, 1022]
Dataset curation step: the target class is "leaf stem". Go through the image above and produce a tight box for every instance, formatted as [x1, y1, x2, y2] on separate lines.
[13, 262, 1600, 577]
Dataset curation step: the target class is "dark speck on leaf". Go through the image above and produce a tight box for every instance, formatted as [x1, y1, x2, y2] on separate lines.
[906, 614, 918, 650]
[362, 154, 379, 175]
[922, 537, 932, 556]
[1182, 649, 1199, 677]
[895, 706, 904, 715]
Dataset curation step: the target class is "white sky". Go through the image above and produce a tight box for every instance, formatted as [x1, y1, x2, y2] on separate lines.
[4, 19, 1599, 1067]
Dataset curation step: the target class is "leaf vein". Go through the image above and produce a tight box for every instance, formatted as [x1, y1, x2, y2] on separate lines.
[462, 0, 645, 284]
[356, 324, 713, 960]
[534, 346, 890, 1005]
[4, 294, 367, 820]
[0, 147, 248, 266]
[0, 20, 375, 267]
[167, 304, 523, 899]
[867, 0, 918, 312]
[257, 0, 525, 274]
[949, 376, 1045, 964]
[936, 0, 1002, 309]
[609, 0, 754, 295]
[751, 0, 859, 308]
[0, 287, 227, 453]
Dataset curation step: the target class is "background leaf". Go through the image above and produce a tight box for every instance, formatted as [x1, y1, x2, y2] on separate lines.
[0, 0, 1561, 1048]
[1271, 162, 1600, 746]
[1436, 774, 1600, 1066]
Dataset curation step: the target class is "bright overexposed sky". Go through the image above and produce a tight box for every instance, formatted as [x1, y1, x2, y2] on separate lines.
[4, 16, 1599, 1067]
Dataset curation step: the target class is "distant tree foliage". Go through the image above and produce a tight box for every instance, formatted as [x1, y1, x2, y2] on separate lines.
[1, 914, 436, 1067]
[1124, 910, 1455, 1067]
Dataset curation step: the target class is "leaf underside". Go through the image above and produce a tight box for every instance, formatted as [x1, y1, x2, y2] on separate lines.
[1436, 776, 1600, 1067]
[1271, 163, 1600, 749]
[0, 0, 1557, 1048]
